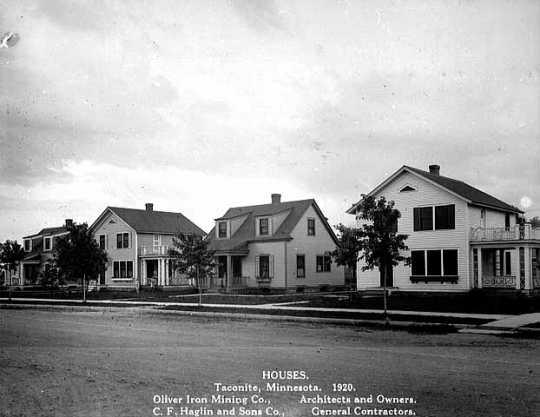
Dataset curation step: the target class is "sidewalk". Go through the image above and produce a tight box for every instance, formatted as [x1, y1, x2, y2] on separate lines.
[0, 296, 510, 322]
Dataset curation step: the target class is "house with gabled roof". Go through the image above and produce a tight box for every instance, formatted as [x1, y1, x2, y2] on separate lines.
[206, 194, 345, 291]
[347, 164, 540, 293]
[20, 220, 73, 285]
[89, 203, 205, 289]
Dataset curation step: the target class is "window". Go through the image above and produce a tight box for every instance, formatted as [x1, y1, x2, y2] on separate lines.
[413, 207, 433, 231]
[116, 233, 129, 249]
[99, 235, 106, 250]
[43, 237, 52, 251]
[307, 218, 316, 236]
[113, 261, 133, 278]
[411, 249, 458, 278]
[24, 239, 31, 252]
[505, 213, 511, 231]
[257, 255, 273, 279]
[259, 218, 269, 235]
[427, 250, 441, 275]
[435, 205, 455, 230]
[297, 255, 305, 278]
[316, 255, 331, 272]
[218, 221, 227, 238]
[411, 251, 425, 276]
[443, 250, 458, 276]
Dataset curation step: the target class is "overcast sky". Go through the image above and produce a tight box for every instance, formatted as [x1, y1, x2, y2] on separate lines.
[1, 0, 539, 240]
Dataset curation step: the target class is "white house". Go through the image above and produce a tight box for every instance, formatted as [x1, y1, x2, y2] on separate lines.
[207, 194, 345, 291]
[89, 204, 205, 289]
[347, 165, 540, 293]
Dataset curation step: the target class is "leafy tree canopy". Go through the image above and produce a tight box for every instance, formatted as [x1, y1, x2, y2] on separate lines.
[0, 240, 25, 272]
[54, 223, 108, 281]
[168, 233, 215, 281]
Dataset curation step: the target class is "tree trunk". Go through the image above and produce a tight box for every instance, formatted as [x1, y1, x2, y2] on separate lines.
[197, 265, 202, 306]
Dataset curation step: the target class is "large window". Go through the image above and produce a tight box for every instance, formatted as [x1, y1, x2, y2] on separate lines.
[413, 207, 433, 231]
[259, 218, 269, 235]
[505, 251, 512, 275]
[411, 249, 458, 278]
[435, 205, 455, 230]
[316, 255, 331, 272]
[99, 235, 106, 250]
[24, 239, 31, 252]
[218, 221, 227, 238]
[116, 233, 129, 249]
[307, 218, 316, 236]
[414, 205, 455, 231]
[43, 237, 52, 251]
[113, 261, 133, 278]
[297, 255, 305, 278]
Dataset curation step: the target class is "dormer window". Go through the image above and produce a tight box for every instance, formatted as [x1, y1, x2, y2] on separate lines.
[24, 239, 32, 252]
[44, 237, 52, 251]
[259, 218, 269, 235]
[218, 221, 228, 239]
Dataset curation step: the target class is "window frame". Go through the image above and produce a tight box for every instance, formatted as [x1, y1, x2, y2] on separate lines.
[296, 255, 305, 278]
[259, 255, 270, 279]
[434, 204, 455, 230]
[217, 221, 228, 239]
[307, 218, 316, 236]
[116, 232, 130, 249]
[259, 218, 269, 236]
[43, 236, 52, 252]
[113, 261, 133, 279]
[99, 234, 106, 250]
[410, 249, 459, 283]
[413, 207, 433, 231]
[24, 239, 32, 252]
[316, 254, 331, 273]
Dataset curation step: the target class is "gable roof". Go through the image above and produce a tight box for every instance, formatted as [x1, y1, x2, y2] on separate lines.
[347, 165, 523, 214]
[91, 207, 206, 236]
[208, 199, 339, 252]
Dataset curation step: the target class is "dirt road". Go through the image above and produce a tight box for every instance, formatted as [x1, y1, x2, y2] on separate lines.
[1, 307, 538, 417]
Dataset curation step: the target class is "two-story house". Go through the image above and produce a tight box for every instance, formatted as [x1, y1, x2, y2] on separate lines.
[89, 204, 205, 289]
[206, 194, 345, 291]
[20, 220, 72, 285]
[347, 165, 540, 293]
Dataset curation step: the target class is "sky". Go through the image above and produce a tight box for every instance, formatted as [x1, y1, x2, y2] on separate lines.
[1, 0, 539, 240]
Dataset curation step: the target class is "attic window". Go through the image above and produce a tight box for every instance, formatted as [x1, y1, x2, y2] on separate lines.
[400, 185, 416, 192]
[218, 221, 228, 239]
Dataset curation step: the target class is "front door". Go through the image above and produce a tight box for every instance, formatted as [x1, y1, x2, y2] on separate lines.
[146, 260, 158, 285]
[379, 263, 393, 287]
[217, 256, 227, 288]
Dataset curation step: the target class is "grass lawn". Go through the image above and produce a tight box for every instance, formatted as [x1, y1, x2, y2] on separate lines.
[303, 292, 540, 314]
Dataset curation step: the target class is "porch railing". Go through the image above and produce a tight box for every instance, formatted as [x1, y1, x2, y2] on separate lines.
[197, 276, 249, 290]
[482, 275, 516, 288]
[138, 245, 170, 256]
[470, 224, 540, 241]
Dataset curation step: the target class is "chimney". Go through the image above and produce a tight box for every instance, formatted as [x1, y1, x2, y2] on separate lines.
[65, 219, 73, 228]
[271, 193, 281, 204]
[429, 164, 440, 176]
[145, 203, 154, 212]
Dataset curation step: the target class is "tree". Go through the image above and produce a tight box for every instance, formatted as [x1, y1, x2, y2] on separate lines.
[332, 225, 364, 289]
[0, 240, 25, 285]
[168, 233, 215, 305]
[54, 222, 108, 297]
[333, 195, 409, 323]
[39, 261, 63, 290]
[529, 216, 540, 228]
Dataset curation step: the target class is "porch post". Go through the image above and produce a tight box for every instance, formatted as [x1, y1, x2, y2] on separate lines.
[164, 259, 169, 286]
[227, 255, 233, 290]
[523, 247, 531, 290]
[477, 248, 483, 289]
[513, 248, 520, 290]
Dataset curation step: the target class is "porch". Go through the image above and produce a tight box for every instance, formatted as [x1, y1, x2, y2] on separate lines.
[205, 253, 251, 291]
[471, 245, 540, 291]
